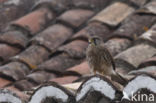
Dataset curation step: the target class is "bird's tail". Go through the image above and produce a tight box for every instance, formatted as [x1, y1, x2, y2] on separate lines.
[111, 72, 128, 86]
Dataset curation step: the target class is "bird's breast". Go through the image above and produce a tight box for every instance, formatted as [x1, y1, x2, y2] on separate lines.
[87, 46, 102, 68]
[86, 46, 112, 74]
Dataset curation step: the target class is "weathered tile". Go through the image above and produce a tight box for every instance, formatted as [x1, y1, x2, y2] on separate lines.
[115, 43, 156, 68]
[0, 77, 12, 88]
[58, 40, 88, 58]
[0, 44, 20, 62]
[122, 74, 156, 102]
[11, 7, 55, 35]
[72, 22, 111, 41]
[30, 24, 73, 52]
[29, 82, 75, 103]
[115, 66, 133, 76]
[72, 0, 111, 10]
[0, 62, 29, 81]
[39, 53, 83, 72]
[0, 0, 37, 32]
[104, 38, 132, 56]
[32, 0, 71, 14]
[12, 45, 50, 69]
[14, 80, 37, 91]
[5, 86, 29, 102]
[90, 2, 135, 27]
[0, 0, 7, 3]
[138, 56, 156, 68]
[139, 23, 156, 44]
[136, 0, 156, 15]
[129, 66, 156, 76]
[115, 58, 137, 72]
[129, 0, 148, 7]
[0, 89, 25, 103]
[27, 70, 56, 84]
[0, 30, 28, 48]
[76, 75, 123, 103]
[113, 14, 156, 40]
[58, 9, 94, 28]
[67, 61, 90, 76]
[50, 76, 79, 84]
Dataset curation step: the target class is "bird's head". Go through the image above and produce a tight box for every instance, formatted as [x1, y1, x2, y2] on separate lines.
[88, 36, 102, 46]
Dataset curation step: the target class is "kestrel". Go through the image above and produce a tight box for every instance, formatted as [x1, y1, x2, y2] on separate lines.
[86, 36, 127, 84]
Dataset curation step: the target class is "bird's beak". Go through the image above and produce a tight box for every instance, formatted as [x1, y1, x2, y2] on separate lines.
[88, 39, 92, 44]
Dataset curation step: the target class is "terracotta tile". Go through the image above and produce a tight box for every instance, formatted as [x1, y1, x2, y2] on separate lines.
[115, 43, 156, 68]
[115, 67, 133, 76]
[0, 30, 28, 48]
[67, 61, 90, 75]
[129, 66, 156, 76]
[138, 56, 156, 68]
[50, 76, 79, 84]
[12, 45, 50, 69]
[136, 0, 156, 15]
[27, 70, 56, 84]
[1, 0, 36, 8]
[90, 2, 135, 27]
[0, 44, 20, 62]
[0, 77, 12, 88]
[130, 0, 148, 7]
[113, 14, 156, 39]
[58, 40, 88, 58]
[139, 23, 156, 44]
[33, 0, 71, 14]
[14, 80, 37, 91]
[0, 0, 36, 32]
[115, 58, 137, 72]
[39, 53, 83, 72]
[58, 9, 94, 28]
[5, 86, 29, 101]
[72, 0, 111, 10]
[104, 38, 132, 56]
[0, 0, 7, 3]
[0, 62, 29, 81]
[30, 24, 73, 52]
[11, 7, 55, 35]
[72, 22, 111, 41]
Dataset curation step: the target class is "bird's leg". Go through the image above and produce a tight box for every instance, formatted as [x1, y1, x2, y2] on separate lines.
[93, 70, 96, 75]
[101, 71, 105, 75]
[101, 71, 112, 80]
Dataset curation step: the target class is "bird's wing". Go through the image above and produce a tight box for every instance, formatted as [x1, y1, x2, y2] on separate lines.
[100, 45, 116, 70]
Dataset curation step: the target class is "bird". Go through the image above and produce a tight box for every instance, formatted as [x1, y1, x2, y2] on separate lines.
[86, 36, 127, 85]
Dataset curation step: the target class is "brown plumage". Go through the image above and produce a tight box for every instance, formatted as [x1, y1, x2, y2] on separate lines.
[86, 36, 127, 85]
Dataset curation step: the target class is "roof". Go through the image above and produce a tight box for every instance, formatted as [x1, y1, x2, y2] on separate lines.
[0, 0, 156, 102]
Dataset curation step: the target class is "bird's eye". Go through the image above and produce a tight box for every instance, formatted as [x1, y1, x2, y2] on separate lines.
[94, 39, 97, 45]
[94, 38, 101, 45]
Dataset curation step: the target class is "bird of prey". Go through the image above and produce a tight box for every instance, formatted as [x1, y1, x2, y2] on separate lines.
[86, 36, 127, 85]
